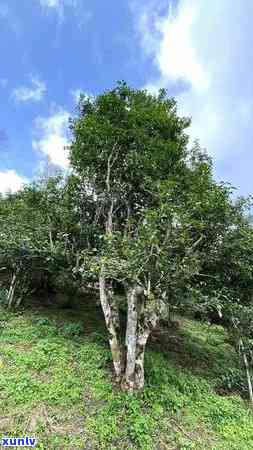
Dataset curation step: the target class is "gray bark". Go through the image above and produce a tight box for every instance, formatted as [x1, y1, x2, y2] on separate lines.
[135, 328, 151, 390]
[122, 282, 160, 391]
[99, 271, 123, 380]
[99, 148, 123, 379]
[122, 284, 138, 391]
[135, 307, 159, 390]
[7, 271, 17, 308]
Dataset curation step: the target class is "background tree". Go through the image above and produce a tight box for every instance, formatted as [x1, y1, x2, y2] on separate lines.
[0, 175, 93, 307]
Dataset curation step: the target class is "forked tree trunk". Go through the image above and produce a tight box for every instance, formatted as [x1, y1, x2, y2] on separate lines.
[99, 271, 123, 380]
[101, 146, 158, 390]
[122, 284, 138, 391]
[100, 275, 159, 390]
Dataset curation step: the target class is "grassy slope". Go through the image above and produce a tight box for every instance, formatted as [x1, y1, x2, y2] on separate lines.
[0, 298, 253, 450]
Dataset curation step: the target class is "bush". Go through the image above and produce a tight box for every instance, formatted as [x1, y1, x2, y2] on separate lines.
[62, 321, 84, 337]
[218, 368, 248, 397]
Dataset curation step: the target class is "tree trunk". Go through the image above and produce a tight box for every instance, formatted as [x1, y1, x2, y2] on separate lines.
[134, 307, 159, 390]
[99, 146, 123, 380]
[99, 271, 123, 381]
[122, 284, 138, 391]
[135, 327, 151, 390]
[7, 271, 17, 308]
[240, 338, 253, 408]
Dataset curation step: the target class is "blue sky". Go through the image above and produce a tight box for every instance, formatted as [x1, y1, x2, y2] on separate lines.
[0, 0, 253, 198]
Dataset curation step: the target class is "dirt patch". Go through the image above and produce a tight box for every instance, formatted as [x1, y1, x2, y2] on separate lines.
[0, 416, 14, 432]
[26, 405, 85, 439]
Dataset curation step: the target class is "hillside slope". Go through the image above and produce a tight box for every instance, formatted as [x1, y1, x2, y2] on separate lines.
[0, 300, 252, 449]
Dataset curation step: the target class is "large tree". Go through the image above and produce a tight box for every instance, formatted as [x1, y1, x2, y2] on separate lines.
[69, 83, 240, 391]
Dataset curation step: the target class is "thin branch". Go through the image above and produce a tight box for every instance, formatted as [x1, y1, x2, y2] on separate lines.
[186, 235, 204, 254]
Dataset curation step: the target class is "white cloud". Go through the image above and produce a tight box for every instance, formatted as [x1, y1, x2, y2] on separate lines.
[12, 75, 46, 103]
[154, 2, 209, 92]
[134, 0, 253, 162]
[32, 109, 70, 169]
[0, 170, 27, 194]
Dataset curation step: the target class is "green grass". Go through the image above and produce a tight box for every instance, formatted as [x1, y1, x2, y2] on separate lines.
[0, 300, 252, 449]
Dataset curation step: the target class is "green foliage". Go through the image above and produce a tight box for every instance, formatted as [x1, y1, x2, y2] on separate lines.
[70, 82, 190, 219]
[219, 368, 247, 396]
[125, 398, 155, 449]
[62, 321, 84, 337]
[0, 174, 94, 307]
[69, 83, 249, 326]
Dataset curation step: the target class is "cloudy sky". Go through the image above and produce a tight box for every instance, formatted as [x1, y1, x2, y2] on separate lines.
[0, 0, 253, 197]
